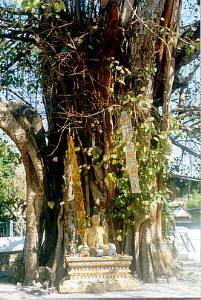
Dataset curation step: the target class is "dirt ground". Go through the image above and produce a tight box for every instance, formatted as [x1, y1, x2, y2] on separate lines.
[0, 258, 200, 299]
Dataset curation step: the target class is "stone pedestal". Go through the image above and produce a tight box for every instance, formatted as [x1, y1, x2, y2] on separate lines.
[59, 255, 140, 293]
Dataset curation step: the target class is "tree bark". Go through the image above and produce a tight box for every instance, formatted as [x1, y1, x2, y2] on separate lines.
[35, 0, 181, 284]
[0, 100, 45, 284]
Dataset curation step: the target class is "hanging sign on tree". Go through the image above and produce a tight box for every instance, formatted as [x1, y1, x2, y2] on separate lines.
[120, 111, 141, 193]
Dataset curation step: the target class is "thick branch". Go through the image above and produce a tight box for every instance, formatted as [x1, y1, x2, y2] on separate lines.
[171, 173, 201, 181]
[175, 47, 199, 74]
[0, 100, 45, 184]
[179, 21, 200, 46]
[122, 0, 135, 26]
[172, 63, 199, 91]
[175, 21, 200, 74]
[0, 99, 46, 283]
[171, 138, 201, 159]
[172, 105, 201, 114]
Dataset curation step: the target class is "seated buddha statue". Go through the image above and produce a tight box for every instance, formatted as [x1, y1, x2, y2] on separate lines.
[79, 214, 109, 256]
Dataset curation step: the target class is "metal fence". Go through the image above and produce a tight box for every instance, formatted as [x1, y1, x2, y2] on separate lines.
[0, 221, 26, 237]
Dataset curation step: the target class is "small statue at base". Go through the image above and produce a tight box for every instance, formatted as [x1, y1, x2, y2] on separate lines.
[69, 240, 78, 256]
[78, 214, 109, 256]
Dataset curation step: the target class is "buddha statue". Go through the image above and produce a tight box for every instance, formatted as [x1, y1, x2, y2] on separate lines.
[79, 214, 109, 256]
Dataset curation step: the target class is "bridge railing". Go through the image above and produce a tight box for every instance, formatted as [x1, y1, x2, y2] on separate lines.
[0, 221, 26, 237]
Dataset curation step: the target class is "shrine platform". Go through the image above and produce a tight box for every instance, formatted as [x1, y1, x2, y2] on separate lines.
[59, 255, 140, 293]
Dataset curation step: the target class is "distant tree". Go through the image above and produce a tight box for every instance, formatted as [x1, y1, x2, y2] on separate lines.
[0, 139, 25, 224]
[185, 192, 201, 209]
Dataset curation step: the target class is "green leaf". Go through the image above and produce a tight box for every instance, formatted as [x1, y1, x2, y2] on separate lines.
[54, 1, 66, 13]
[74, 146, 80, 152]
[47, 201, 55, 209]
[20, 0, 40, 10]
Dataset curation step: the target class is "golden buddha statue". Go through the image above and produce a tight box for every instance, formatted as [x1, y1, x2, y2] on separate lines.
[79, 214, 109, 256]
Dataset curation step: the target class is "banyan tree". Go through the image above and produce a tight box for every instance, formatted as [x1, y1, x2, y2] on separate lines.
[0, 0, 199, 287]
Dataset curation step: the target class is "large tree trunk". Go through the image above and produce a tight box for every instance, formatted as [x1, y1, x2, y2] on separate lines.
[0, 100, 46, 284]
[122, 0, 180, 282]
[35, 0, 181, 285]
